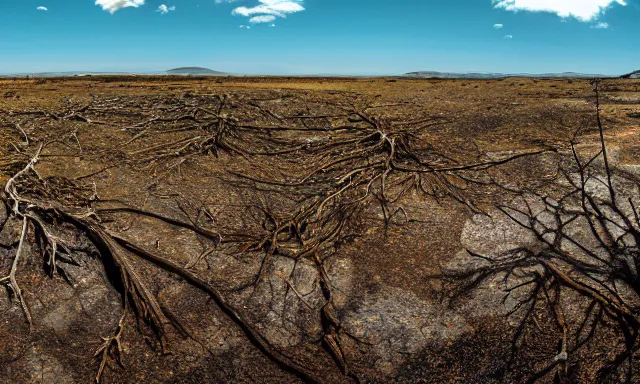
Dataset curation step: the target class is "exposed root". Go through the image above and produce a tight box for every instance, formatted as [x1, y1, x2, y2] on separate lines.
[0, 145, 325, 383]
[0, 217, 33, 328]
[0, 89, 545, 383]
[94, 312, 126, 383]
[440, 81, 640, 382]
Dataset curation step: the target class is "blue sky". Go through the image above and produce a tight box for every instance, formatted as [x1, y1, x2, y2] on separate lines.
[0, 0, 638, 75]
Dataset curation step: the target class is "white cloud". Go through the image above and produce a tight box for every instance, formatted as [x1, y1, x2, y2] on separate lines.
[95, 0, 145, 14]
[232, 0, 304, 22]
[157, 4, 175, 14]
[270, 23, 276, 27]
[592, 21, 610, 28]
[36, 6, 48, 11]
[249, 15, 277, 23]
[492, 0, 627, 22]
[504, 34, 514, 39]
[494, 23, 503, 28]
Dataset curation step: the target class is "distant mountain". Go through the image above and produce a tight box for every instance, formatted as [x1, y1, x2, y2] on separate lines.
[1, 67, 228, 77]
[1, 71, 139, 77]
[0, 68, 225, 77]
[166, 67, 226, 76]
[621, 70, 640, 79]
[406, 71, 505, 79]
[405, 71, 607, 79]
[535, 72, 608, 78]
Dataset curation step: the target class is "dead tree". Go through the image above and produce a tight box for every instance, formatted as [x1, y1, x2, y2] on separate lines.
[440, 80, 640, 383]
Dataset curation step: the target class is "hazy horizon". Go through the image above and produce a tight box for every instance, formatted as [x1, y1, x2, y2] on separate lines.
[0, 67, 627, 77]
[1, 0, 638, 76]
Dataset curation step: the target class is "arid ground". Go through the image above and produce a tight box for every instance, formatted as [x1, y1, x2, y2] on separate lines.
[1, 76, 640, 383]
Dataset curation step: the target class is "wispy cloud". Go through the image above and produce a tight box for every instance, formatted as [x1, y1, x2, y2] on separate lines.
[493, 23, 504, 28]
[95, 0, 145, 14]
[492, 0, 627, 22]
[36, 6, 48, 11]
[157, 4, 175, 14]
[94, 0, 303, 22]
[249, 15, 277, 23]
[504, 34, 514, 39]
[591, 21, 610, 28]
[232, 0, 304, 23]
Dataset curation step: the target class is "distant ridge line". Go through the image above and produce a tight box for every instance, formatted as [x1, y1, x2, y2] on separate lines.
[405, 71, 610, 79]
[166, 67, 227, 75]
[621, 70, 640, 79]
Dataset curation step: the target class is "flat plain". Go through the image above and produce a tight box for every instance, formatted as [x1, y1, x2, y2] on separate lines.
[1, 76, 640, 383]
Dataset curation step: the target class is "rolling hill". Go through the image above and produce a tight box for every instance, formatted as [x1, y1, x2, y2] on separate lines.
[166, 67, 227, 76]
[621, 70, 640, 79]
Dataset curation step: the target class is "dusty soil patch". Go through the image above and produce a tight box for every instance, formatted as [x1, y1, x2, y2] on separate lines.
[1, 76, 639, 383]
